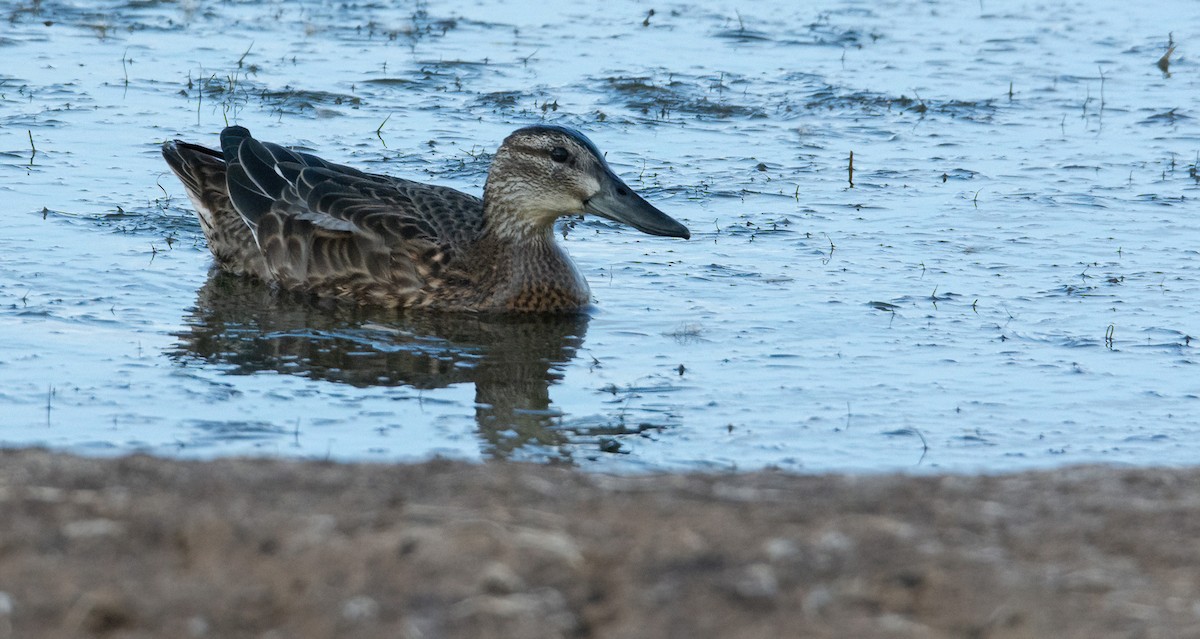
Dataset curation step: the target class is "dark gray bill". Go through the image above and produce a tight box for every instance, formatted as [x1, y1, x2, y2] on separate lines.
[583, 169, 690, 239]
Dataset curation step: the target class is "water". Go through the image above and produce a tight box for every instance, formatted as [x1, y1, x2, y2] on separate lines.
[2, 0, 1198, 473]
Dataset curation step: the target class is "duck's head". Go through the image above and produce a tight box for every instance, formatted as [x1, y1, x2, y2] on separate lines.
[484, 125, 690, 240]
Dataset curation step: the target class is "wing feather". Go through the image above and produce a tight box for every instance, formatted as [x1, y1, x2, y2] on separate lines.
[216, 126, 486, 303]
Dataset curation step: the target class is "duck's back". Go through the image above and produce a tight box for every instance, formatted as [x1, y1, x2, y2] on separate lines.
[164, 127, 488, 308]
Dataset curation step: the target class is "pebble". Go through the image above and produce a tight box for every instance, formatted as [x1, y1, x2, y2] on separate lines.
[512, 528, 583, 568]
[763, 537, 798, 561]
[187, 616, 209, 637]
[479, 562, 524, 595]
[732, 563, 779, 601]
[341, 595, 380, 622]
[62, 518, 124, 540]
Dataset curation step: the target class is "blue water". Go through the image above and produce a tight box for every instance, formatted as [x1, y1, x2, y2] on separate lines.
[1, 0, 1198, 472]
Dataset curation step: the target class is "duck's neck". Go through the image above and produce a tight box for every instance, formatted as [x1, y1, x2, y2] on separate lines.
[473, 198, 590, 312]
[479, 193, 551, 241]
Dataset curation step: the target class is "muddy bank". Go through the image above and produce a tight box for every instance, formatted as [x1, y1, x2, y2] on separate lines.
[1, 449, 1198, 638]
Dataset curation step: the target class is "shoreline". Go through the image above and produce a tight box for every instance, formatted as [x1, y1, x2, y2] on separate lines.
[1, 449, 1196, 638]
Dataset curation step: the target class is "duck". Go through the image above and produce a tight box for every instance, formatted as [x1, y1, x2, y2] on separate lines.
[161, 125, 690, 312]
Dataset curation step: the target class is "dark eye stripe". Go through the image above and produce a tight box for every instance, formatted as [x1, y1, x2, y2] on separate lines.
[550, 147, 569, 163]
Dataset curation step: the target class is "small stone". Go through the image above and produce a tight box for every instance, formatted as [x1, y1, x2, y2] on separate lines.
[62, 518, 124, 539]
[24, 487, 65, 502]
[187, 616, 209, 637]
[878, 612, 936, 636]
[77, 592, 134, 634]
[341, 595, 380, 622]
[512, 528, 583, 568]
[816, 530, 854, 554]
[452, 589, 573, 631]
[479, 562, 524, 595]
[764, 537, 798, 561]
[803, 586, 834, 617]
[287, 514, 338, 550]
[732, 563, 779, 601]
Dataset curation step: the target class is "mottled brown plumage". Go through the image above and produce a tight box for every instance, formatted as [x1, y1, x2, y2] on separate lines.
[162, 125, 689, 312]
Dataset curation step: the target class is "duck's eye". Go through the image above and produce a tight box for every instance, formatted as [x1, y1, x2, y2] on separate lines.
[549, 147, 570, 163]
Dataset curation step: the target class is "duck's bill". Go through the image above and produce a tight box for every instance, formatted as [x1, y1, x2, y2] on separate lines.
[584, 171, 690, 239]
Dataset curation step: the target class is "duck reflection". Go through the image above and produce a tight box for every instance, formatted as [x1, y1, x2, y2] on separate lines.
[171, 271, 591, 460]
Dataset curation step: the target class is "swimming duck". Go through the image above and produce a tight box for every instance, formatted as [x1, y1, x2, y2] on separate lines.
[161, 125, 689, 312]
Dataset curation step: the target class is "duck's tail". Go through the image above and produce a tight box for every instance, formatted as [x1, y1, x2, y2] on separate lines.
[161, 138, 270, 279]
[162, 140, 225, 233]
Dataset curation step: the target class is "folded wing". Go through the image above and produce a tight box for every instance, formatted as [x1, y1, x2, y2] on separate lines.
[219, 126, 485, 304]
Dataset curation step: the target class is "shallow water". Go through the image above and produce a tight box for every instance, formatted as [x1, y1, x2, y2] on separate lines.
[2, 0, 1198, 472]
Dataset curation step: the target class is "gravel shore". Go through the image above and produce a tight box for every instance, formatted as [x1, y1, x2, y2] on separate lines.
[1, 449, 1197, 638]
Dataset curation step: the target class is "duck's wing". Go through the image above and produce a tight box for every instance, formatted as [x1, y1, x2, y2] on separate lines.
[219, 126, 485, 301]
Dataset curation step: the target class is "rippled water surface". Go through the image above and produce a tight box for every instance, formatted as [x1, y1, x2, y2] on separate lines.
[2, 0, 1198, 472]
